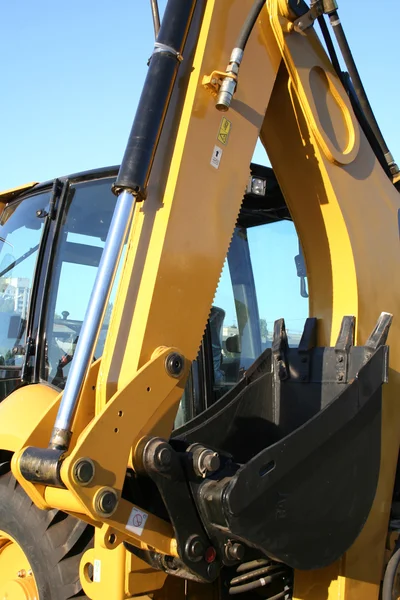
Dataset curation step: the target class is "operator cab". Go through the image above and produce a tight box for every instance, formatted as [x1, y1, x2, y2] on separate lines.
[0, 164, 308, 424]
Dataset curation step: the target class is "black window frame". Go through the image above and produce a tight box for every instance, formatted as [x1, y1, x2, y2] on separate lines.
[0, 186, 54, 396]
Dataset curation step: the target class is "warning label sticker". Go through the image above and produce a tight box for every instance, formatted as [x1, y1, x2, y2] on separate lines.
[210, 145, 223, 169]
[93, 559, 101, 583]
[126, 506, 149, 536]
[217, 117, 232, 145]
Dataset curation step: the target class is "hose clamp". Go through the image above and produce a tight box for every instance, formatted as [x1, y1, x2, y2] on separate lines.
[153, 42, 183, 62]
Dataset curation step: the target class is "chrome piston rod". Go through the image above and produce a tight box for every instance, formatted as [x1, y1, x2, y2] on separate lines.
[49, 190, 136, 450]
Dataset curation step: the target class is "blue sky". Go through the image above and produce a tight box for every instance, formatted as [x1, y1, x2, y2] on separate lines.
[0, 1, 398, 342]
[1, 1, 399, 189]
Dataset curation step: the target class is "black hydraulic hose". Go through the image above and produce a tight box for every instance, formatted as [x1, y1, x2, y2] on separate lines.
[382, 543, 400, 600]
[316, 13, 390, 177]
[344, 72, 391, 177]
[113, 0, 197, 199]
[317, 15, 342, 80]
[230, 564, 282, 585]
[150, 0, 161, 38]
[236, 558, 271, 573]
[328, 10, 397, 173]
[216, 0, 265, 111]
[235, 0, 266, 51]
[229, 572, 287, 595]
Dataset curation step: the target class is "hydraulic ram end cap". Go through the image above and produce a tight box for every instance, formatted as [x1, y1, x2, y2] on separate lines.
[18, 446, 65, 487]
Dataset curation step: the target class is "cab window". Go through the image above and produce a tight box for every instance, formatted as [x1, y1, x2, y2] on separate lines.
[41, 178, 118, 387]
[176, 218, 309, 424]
[0, 191, 49, 397]
[206, 221, 308, 400]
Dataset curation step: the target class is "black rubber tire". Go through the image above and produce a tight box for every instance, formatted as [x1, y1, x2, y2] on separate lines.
[0, 469, 94, 599]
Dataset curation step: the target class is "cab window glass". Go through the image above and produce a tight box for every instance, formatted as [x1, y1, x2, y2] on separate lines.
[42, 179, 119, 387]
[210, 221, 308, 399]
[247, 221, 309, 348]
[0, 192, 49, 368]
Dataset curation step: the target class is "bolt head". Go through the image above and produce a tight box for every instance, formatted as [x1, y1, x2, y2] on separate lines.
[155, 445, 172, 470]
[73, 458, 95, 486]
[95, 487, 118, 516]
[226, 542, 245, 562]
[186, 535, 205, 562]
[165, 352, 184, 377]
[202, 452, 220, 474]
[207, 561, 218, 579]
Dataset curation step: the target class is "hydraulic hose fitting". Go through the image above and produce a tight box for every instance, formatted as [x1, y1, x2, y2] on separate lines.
[322, 0, 338, 14]
[215, 0, 265, 111]
[385, 151, 400, 176]
[216, 48, 243, 112]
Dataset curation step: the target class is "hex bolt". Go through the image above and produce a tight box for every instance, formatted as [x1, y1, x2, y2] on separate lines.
[165, 352, 184, 377]
[186, 535, 205, 562]
[155, 445, 173, 471]
[225, 542, 245, 562]
[94, 487, 119, 517]
[207, 562, 218, 579]
[197, 450, 220, 477]
[72, 458, 95, 486]
[17, 569, 26, 578]
[189, 444, 221, 478]
[202, 452, 220, 473]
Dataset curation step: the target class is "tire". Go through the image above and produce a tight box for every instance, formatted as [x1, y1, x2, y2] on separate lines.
[0, 467, 94, 599]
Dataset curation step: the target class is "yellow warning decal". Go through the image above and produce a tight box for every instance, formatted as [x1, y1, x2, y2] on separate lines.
[217, 117, 232, 145]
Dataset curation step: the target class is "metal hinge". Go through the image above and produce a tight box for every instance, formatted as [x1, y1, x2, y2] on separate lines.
[48, 178, 63, 220]
[293, 0, 338, 33]
[21, 336, 35, 383]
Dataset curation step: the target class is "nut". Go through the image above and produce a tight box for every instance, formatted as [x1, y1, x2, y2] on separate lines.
[72, 458, 95, 486]
[165, 352, 184, 377]
[186, 535, 205, 563]
[94, 487, 119, 517]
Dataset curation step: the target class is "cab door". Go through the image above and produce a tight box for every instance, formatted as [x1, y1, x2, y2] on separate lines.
[0, 189, 51, 400]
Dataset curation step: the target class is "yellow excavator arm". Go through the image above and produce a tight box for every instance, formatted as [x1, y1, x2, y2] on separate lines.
[0, 1, 399, 599]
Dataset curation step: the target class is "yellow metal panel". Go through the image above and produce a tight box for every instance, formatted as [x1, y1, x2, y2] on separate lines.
[61, 347, 182, 555]
[0, 528, 39, 599]
[0, 383, 59, 453]
[126, 554, 167, 597]
[262, 6, 400, 599]
[80, 529, 125, 600]
[0, 182, 38, 203]
[44, 486, 88, 514]
[97, 0, 282, 411]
